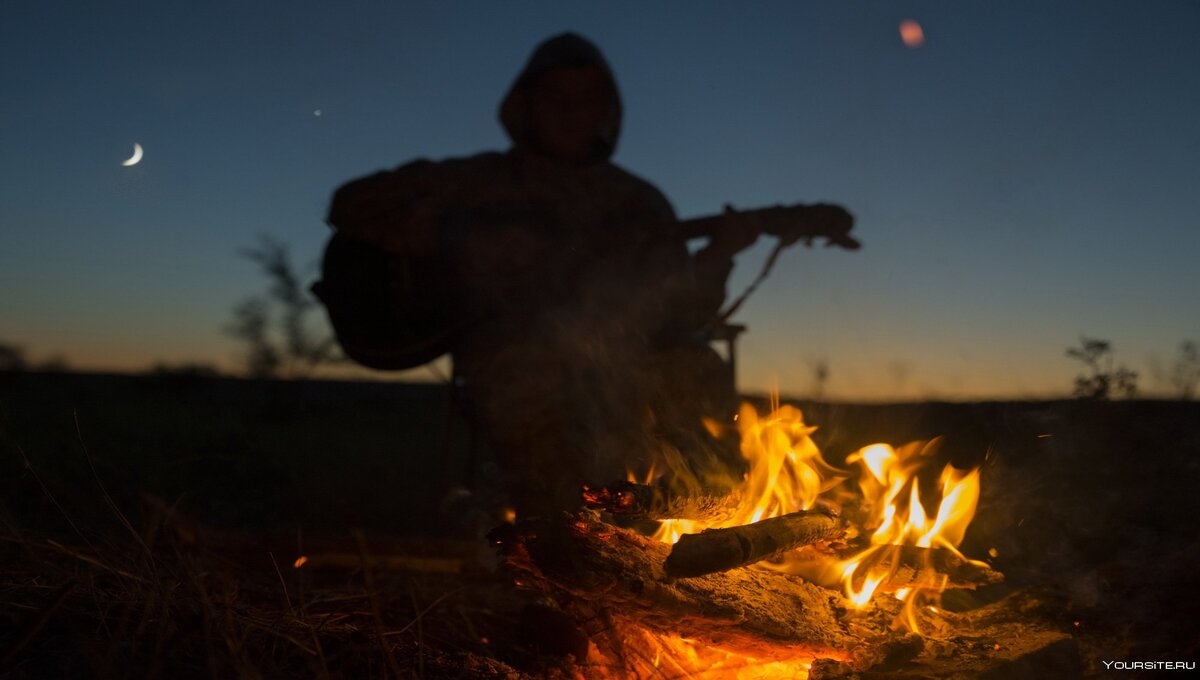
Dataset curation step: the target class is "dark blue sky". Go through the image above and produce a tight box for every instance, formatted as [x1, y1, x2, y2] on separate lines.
[2, 1, 1197, 398]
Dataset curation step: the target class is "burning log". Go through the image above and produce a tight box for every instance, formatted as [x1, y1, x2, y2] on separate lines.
[874, 544, 1003, 592]
[493, 512, 860, 659]
[782, 543, 1004, 593]
[664, 509, 847, 578]
[581, 480, 742, 521]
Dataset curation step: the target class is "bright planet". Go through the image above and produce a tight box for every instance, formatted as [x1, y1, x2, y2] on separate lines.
[900, 19, 925, 48]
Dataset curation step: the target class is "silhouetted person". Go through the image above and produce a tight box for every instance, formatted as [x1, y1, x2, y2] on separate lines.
[322, 33, 844, 517]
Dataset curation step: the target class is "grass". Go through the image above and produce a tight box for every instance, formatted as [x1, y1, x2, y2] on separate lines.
[1, 476, 528, 679]
[0, 372, 531, 678]
[3, 371, 1199, 676]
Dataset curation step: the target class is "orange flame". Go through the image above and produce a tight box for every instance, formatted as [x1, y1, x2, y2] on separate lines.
[838, 440, 984, 632]
[636, 401, 985, 634]
[650, 402, 841, 544]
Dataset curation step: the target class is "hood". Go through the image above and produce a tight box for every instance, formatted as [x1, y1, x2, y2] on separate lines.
[499, 32, 622, 164]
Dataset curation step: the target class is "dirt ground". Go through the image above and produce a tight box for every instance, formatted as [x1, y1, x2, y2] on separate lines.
[2, 372, 1198, 677]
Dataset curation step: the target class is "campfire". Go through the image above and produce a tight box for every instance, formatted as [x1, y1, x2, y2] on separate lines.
[493, 399, 1076, 678]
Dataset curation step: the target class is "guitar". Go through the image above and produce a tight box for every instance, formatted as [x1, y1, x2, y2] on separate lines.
[312, 203, 859, 370]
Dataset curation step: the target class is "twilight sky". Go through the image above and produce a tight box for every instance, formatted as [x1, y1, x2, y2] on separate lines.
[2, 1, 1197, 400]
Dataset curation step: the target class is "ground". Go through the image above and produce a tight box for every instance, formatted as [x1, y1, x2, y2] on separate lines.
[1, 372, 1198, 677]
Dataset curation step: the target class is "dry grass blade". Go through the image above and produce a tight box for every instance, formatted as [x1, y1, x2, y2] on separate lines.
[1, 579, 77, 669]
[238, 617, 318, 656]
[383, 586, 466, 639]
[73, 411, 155, 562]
[15, 446, 96, 553]
[41, 539, 149, 584]
[268, 551, 294, 613]
[409, 582, 426, 678]
[353, 530, 404, 679]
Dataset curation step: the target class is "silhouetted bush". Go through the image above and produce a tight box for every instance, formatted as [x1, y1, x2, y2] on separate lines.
[1170, 340, 1199, 400]
[0, 341, 28, 372]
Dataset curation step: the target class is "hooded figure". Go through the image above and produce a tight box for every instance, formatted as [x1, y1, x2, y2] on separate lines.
[326, 33, 756, 517]
[499, 32, 623, 165]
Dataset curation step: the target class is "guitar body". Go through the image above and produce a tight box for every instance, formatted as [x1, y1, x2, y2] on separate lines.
[311, 233, 460, 370]
[312, 203, 857, 371]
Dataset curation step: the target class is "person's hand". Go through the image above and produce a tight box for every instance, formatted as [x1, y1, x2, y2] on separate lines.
[705, 204, 762, 256]
[327, 166, 449, 256]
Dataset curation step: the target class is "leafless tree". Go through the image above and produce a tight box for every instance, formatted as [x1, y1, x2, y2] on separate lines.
[226, 235, 342, 378]
[1066, 336, 1138, 400]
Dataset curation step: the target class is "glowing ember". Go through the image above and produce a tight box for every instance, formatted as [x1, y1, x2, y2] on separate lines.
[605, 615, 843, 679]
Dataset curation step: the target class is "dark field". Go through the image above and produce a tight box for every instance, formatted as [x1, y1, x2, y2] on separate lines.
[2, 372, 1198, 677]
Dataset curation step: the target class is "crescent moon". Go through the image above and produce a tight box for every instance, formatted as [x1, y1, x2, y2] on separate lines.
[121, 143, 143, 167]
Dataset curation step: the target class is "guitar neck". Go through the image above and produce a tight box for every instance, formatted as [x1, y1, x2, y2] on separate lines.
[675, 213, 738, 241]
[670, 204, 860, 250]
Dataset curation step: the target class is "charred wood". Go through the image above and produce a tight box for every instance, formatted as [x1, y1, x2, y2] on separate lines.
[664, 509, 847, 578]
[784, 543, 1004, 592]
[806, 542, 1003, 590]
[874, 544, 1004, 592]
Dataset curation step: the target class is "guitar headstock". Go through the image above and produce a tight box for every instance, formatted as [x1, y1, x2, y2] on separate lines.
[751, 203, 860, 250]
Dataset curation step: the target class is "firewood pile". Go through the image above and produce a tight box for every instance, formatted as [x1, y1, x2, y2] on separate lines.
[491, 507, 1078, 678]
